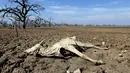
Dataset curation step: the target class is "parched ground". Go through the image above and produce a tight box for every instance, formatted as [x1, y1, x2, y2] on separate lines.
[0, 27, 130, 73]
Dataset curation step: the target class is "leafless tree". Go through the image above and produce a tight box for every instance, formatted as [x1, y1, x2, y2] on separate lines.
[48, 17, 53, 27]
[34, 16, 43, 27]
[0, 0, 44, 29]
[9, 16, 21, 37]
[0, 20, 8, 28]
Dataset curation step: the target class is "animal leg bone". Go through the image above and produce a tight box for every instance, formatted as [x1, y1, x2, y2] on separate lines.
[65, 45, 104, 64]
[76, 41, 108, 50]
[25, 39, 45, 53]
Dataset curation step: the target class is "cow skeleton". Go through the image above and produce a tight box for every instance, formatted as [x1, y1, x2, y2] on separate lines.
[25, 36, 108, 65]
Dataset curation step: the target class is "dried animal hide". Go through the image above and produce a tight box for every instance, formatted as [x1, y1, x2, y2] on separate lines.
[25, 36, 108, 65]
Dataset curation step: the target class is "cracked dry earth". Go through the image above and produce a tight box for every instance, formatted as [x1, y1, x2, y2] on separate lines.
[0, 27, 130, 73]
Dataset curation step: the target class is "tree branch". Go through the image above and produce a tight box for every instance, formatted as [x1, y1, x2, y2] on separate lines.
[0, 0, 45, 29]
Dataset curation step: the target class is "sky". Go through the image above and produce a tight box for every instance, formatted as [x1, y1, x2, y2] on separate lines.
[0, 0, 130, 25]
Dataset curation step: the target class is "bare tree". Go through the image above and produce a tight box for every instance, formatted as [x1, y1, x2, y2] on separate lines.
[9, 16, 20, 37]
[0, 20, 8, 28]
[41, 17, 53, 27]
[48, 17, 53, 27]
[0, 0, 44, 29]
[34, 16, 43, 27]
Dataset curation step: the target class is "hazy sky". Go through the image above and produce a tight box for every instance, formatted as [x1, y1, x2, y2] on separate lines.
[0, 0, 130, 25]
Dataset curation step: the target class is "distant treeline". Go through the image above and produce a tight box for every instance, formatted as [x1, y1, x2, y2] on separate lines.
[0, 20, 130, 29]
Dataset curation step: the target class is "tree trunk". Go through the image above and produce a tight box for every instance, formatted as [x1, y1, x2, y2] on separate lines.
[14, 23, 19, 37]
[15, 24, 18, 37]
[23, 20, 26, 29]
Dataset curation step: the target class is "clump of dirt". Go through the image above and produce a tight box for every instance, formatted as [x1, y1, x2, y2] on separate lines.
[0, 27, 130, 73]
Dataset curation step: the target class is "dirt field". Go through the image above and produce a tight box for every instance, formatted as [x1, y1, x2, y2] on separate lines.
[0, 27, 130, 73]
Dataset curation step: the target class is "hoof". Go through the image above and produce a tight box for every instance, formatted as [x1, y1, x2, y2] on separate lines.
[95, 60, 105, 65]
[104, 48, 109, 50]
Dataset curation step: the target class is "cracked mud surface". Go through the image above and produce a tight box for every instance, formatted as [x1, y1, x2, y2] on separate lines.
[0, 27, 130, 73]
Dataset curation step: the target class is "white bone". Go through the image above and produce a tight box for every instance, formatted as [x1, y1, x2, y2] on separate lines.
[66, 68, 81, 73]
[66, 70, 70, 73]
[102, 42, 105, 45]
[73, 68, 81, 73]
[25, 39, 46, 53]
[25, 44, 41, 53]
